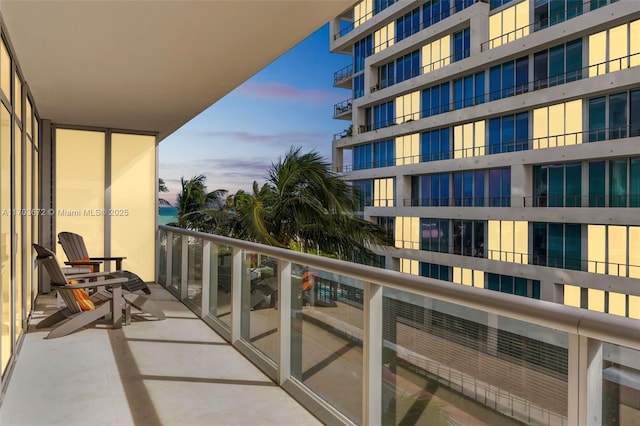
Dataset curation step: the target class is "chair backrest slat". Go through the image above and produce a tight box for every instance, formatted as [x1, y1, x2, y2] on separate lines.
[58, 232, 89, 262]
[33, 244, 69, 286]
[58, 288, 82, 314]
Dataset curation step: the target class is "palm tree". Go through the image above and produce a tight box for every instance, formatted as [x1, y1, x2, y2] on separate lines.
[219, 147, 391, 262]
[173, 174, 227, 231]
[158, 178, 172, 206]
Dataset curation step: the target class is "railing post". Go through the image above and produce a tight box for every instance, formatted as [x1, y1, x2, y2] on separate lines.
[166, 231, 173, 289]
[569, 334, 601, 426]
[363, 282, 382, 426]
[278, 260, 292, 385]
[231, 247, 243, 344]
[180, 236, 188, 300]
[201, 240, 211, 317]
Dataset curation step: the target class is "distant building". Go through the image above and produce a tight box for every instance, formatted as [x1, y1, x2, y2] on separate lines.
[330, 0, 640, 318]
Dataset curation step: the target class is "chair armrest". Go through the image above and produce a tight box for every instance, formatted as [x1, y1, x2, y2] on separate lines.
[65, 271, 112, 279]
[89, 257, 126, 270]
[62, 278, 126, 290]
[65, 260, 103, 269]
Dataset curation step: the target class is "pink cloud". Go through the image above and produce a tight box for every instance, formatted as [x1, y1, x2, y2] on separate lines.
[235, 81, 338, 105]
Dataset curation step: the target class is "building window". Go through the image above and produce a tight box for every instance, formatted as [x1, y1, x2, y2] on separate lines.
[587, 225, 640, 278]
[453, 267, 484, 287]
[421, 262, 451, 281]
[353, 74, 365, 99]
[396, 50, 421, 84]
[396, 8, 420, 42]
[533, 163, 582, 207]
[421, 82, 450, 117]
[421, 127, 451, 162]
[374, 177, 395, 206]
[353, 35, 373, 73]
[489, 56, 528, 100]
[588, 89, 640, 142]
[454, 71, 485, 108]
[420, 218, 449, 252]
[532, 222, 582, 270]
[366, 100, 395, 130]
[533, 100, 582, 148]
[353, 143, 372, 170]
[453, 220, 485, 257]
[588, 19, 640, 77]
[488, 274, 541, 299]
[534, 38, 583, 89]
[534, 0, 583, 31]
[454, 120, 485, 158]
[395, 91, 420, 123]
[453, 28, 470, 61]
[421, 35, 451, 73]
[490, 0, 515, 9]
[489, 168, 511, 207]
[395, 133, 420, 166]
[453, 170, 485, 206]
[396, 217, 420, 249]
[377, 216, 395, 235]
[488, 220, 528, 263]
[374, 0, 396, 14]
[374, 21, 395, 54]
[352, 179, 372, 210]
[423, 0, 452, 27]
[412, 173, 450, 206]
[488, 0, 529, 49]
[588, 157, 640, 207]
[373, 140, 394, 168]
[488, 112, 529, 153]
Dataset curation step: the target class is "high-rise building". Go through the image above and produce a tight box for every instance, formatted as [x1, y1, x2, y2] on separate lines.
[330, 0, 640, 318]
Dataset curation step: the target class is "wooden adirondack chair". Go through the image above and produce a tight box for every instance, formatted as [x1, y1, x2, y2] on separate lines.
[57, 231, 151, 294]
[33, 244, 165, 339]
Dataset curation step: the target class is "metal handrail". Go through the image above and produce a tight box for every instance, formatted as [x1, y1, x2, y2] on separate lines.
[160, 225, 640, 350]
[333, 64, 353, 85]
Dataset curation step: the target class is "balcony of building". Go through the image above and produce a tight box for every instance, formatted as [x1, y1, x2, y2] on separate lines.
[334, 64, 354, 89]
[334, 98, 354, 120]
[4, 225, 639, 425]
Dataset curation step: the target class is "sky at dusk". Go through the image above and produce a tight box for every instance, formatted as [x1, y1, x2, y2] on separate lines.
[159, 24, 351, 204]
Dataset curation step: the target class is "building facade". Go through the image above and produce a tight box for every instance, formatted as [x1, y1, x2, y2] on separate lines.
[330, 0, 640, 318]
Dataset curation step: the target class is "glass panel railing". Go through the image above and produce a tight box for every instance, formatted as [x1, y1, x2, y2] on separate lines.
[170, 234, 182, 292]
[382, 288, 569, 425]
[186, 237, 203, 308]
[158, 228, 167, 286]
[241, 251, 279, 362]
[211, 243, 232, 328]
[290, 263, 364, 424]
[601, 343, 640, 425]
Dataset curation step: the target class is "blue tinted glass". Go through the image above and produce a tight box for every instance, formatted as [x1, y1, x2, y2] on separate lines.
[564, 224, 581, 270]
[566, 39, 582, 81]
[589, 97, 606, 142]
[501, 168, 511, 206]
[548, 164, 564, 207]
[441, 83, 450, 112]
[454, 79, 463, 110]
[454, 31, 464, 61]
[421, 132, 431, 161]
[431, 175, 440, 205]
[422, 88, 431, 118]
[388, 141, 395, 166]
[501, 276, 514, 294]
[412, 51, 420, 78]
[516, 112, 528, 150]
[515, 278, 528, 296]
[502, 115, 515, 151]
[515, 57, 528, 93]
[502, 61, 515, 97]
[489, 169, 500, 204]
[454, 172, 462, 205]
[433, 0, 442, 23]
[489, 118, 501, 154]
[464, 75, 473, 107]
[423, 1, 432, 25]
[490, 66, 501, 101]
[463, 172, 473, 205]
[431, 86, 441, 115]
[548, 223, 563, 268]
[440, 174, 450, 205]
[549, 45, 565, 86]
[488, 273, 500, 291]
[631, 158, 640, 207]
[589, 161, 606, 207]
[431, 130, 441, 160]
[610, 159, 628, 207]
[441, 128, 451, 159]
[609, 92, 628, 139]
[475, 171, 485, 206]
[631, 89, 640, 137]
[532, 281, 541, 299]
[475, 71, 485, 104]
[565, 163, 582, 207]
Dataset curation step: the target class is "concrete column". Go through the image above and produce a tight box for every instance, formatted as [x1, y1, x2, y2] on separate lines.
[470, 1, 490, 56]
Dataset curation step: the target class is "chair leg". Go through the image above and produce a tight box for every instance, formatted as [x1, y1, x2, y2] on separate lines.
[123, 293, 166, 320]
[46, 303, 111, 339]
[37, 309, 74, 329]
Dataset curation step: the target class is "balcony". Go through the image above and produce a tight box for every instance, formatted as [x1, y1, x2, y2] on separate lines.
[333, 99, 353, 120]
[3, 225, 640, 425]
[334, 64, 353, 89]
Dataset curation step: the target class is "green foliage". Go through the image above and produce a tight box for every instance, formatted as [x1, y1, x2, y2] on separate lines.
[171, 174, 227, 232]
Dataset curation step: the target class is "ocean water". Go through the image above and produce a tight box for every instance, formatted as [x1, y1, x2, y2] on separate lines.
[158, 206, 178, 225]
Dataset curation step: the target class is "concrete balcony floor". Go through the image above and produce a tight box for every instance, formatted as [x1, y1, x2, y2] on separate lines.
[1, 284, 321, 426]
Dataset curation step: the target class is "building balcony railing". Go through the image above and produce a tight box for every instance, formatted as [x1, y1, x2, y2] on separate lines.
[333, 98, 353, 119]
[524, 194, 640, 208]
[404, 197, 511, 207]
[334, 64, 353, 87]
[480, 0, 621, 52]
[362, 51, 640, 133]
[158, 225, 639, 425]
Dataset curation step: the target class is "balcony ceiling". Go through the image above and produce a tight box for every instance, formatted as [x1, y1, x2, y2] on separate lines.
[0, 0, 353, 141]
